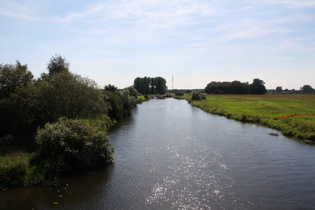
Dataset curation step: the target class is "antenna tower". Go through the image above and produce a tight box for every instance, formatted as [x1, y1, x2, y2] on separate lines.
[172, 74, 174, 90]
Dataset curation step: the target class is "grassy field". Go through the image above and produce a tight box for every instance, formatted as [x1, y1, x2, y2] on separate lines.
[183, 94, 315, 143]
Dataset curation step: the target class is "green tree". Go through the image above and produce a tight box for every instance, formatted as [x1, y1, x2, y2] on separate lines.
[121, 86, 138, 117]
[133, 77, 167, 94]
[155, 77, 167, 94]
[301, 85, 314, 94]
[205, 80, 249, 94]
[276, 86, 283, 93]
[249, 78, 267, 94]
[47, 55, 69, 78]
[104, 84, 118, 92]
[37, 71, 109, 123]
[0, 61, 34, 99]
[103, 90, 124, 120]
[0, 61, 38, 143]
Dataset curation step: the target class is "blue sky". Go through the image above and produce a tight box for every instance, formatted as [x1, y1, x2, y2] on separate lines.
[1, 0, 315, 89]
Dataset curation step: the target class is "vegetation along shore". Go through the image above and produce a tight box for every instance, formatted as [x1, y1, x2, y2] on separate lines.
[0, 55, 140, 190]
[1, 55, 314, 191]
[179, 93, 315, 143]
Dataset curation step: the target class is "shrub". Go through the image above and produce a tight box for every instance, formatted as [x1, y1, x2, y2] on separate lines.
[190, 91, 206, 101]
[32, 118, 114, 178]
[175, 92, 184, 96]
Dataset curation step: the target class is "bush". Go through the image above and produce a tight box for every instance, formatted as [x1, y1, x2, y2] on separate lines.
[175, 92, 184, 96]
[32, 118, 114, 178]
[190, 91, 206, 101]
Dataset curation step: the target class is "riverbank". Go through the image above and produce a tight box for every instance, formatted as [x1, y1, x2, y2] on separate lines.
[179, 94, 315, 143]
[0, 116, 116, 191]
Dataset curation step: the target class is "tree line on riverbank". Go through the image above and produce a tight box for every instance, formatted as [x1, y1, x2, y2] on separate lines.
[205, 79, 267, 94]
[0, 55, 139, 189]
[133, 77, 167, 95]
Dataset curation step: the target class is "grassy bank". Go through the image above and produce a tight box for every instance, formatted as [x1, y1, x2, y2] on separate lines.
[183, 94, 315, 143]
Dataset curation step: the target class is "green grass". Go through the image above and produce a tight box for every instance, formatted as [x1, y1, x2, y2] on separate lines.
[183, 94, 315, 143]
[137, 95, 149, 103]
[0, 152, 45, 190]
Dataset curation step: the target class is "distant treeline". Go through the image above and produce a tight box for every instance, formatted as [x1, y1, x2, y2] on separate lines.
[205, 79, 267, 94]
[134, 76, 167, 95]
[268, 85, 315, 94]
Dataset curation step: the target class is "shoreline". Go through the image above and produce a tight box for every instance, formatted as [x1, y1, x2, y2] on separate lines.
[178, 94, 315, 144]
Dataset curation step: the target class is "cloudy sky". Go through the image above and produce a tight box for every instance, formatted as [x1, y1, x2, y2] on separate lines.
[1, 0, 315, 89]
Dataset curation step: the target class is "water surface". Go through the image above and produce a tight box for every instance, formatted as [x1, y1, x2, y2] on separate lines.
[1, 98, 315, 209]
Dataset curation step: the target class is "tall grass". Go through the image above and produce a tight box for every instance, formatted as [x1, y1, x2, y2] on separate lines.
[0, 152, 45, 190]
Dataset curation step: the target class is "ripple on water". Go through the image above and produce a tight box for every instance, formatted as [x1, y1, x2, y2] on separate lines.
[144, 139, 245, 209]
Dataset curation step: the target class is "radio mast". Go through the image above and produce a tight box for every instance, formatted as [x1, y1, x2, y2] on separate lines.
[172, 74, 174, 90]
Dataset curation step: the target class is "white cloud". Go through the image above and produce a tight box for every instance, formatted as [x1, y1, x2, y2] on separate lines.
[1, 0, 314, 89]
[51, 2, 106, 22]
[263, 0, 315, 8]
[0, 1, 44, 21]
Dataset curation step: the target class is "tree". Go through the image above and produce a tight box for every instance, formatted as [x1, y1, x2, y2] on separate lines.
[249, 78, 267, 94]
[133, 77, 167, 94]
[276, 86, 283, 93]
[155, 77, 167, 94]
[104, 84, 118, 92]
[104, 90, 124, 120]
[121, 86, 138, 117]
[0, 61, 33, 99]
[47, 55, 69, 78]
[301, 85, 314, 94]
[37, 71, 109, 123]
[0, 61, 38, 142]
[205, 80, 249, 94]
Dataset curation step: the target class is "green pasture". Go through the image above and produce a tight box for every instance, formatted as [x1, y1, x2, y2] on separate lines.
[188, 94, 315, 142]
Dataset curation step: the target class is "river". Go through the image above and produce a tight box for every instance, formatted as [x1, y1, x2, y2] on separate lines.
[1, 98, 315, 209]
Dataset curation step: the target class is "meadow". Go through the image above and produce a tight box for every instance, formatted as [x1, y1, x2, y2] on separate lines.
[184, 94, 315, 143]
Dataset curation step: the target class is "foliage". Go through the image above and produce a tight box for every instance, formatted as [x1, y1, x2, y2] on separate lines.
[250, 78, 267, 94]
[0, 152, 28, 189]
[190, 91, 206, 101]
[205, 78, 266, 94]
[0, 56, 140, 188]
[32, 118, 114, 178]
[121, 86, 138, 117]
[47, 54, 70, 78]
[0, 61, 34, 99]
[36, 71, 109, 123]
[301, 85, 314, 94]
[175, 91, 184, 96]
[104, 84, 118, 92]
[205, 81, 249, 94]
[0, 61, 39, 142]
[0, 152, 45, 190]
[134, 76, 167, 94]
[104, 90, 124, 120]
[276, 86, 283, 93]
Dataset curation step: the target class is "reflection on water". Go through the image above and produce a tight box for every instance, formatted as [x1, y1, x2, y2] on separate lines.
[1, 98, 315, 209]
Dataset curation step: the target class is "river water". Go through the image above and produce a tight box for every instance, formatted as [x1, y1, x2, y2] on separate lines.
[1, 98, 315, 209]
